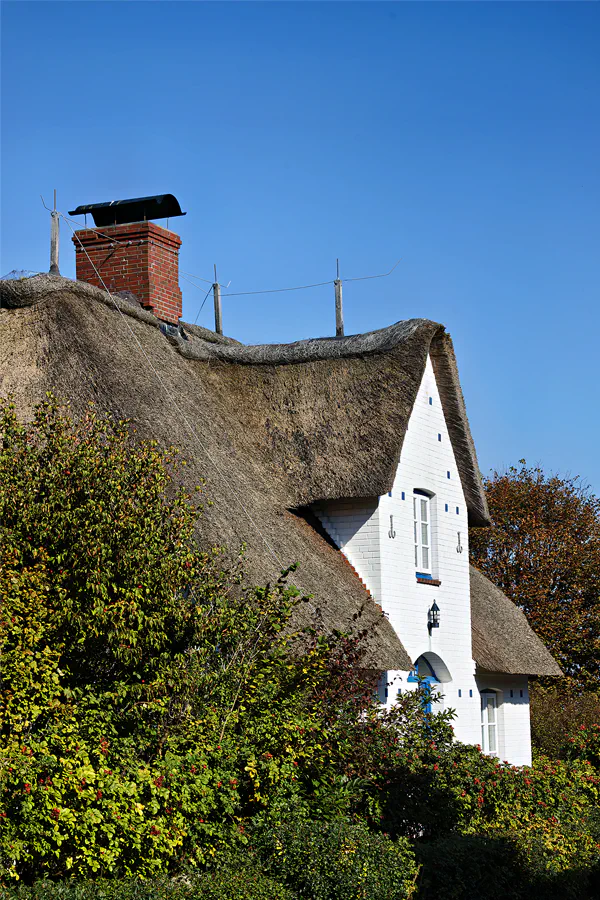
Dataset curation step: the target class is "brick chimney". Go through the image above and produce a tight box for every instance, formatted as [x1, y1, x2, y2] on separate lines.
[72, 221, 182, 324]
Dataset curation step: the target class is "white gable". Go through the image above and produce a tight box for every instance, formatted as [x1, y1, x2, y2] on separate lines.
[381, 353, 472, 667]
[314, 355, 532, 764]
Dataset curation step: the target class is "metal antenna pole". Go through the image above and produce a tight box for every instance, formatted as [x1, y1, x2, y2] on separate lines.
[50, 189, 60, 275]
[334, 258, 343, 337]
[213, 264, 222, 334]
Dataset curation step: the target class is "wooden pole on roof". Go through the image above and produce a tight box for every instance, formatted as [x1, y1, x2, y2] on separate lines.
[49, 189, 60, 275]
[334, 258, 343, 336]
[213, 264, 222, 335]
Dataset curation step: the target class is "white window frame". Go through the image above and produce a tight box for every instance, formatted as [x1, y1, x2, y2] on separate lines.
[413, 491, 432, 574]
[481, 691, 498, 755]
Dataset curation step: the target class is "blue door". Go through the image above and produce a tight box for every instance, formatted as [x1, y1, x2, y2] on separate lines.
[407, 657, 440, 714]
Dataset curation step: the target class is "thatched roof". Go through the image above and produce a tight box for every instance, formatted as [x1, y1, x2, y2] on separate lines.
[0, 276, 409, 668]
[0, 274, 559, 676]
[470, 565, 562, 676]
[0, 275, 490, 525]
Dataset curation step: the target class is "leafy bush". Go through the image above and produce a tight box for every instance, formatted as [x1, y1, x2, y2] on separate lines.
[563, 722, 600, 770]
[409, 742, 600, 890]
[0, 866, 296, 899]
[460, 751, 598, 849]
[0, 397, 447, 883]
[0, 397, 350, 879]
[253, 813, 419, 900]
[416, 833, 524, 900]
[531, 685, 600, 759]
[416, 831, 600, 900]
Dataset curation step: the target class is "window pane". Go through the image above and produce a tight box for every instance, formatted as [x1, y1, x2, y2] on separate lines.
[488, 725, 497, 753]
[486, 697, 496, 723]
[414, 546, 418, 567]
[414, 521, 417, 543]
[422, 547, 429, 568]
[413, 498, 416, 518]
[421, 523, 429, 546]
[421, 498, 428, 522]
[481, 725, 486, 750]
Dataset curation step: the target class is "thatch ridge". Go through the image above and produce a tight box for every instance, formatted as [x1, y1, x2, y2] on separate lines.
[1, 273, 158, 322]
[0, 275, 239, 347]
[2, 276, 489, 525]
[175, 317, 490, 524]
[175, 318, 429, 365]
[470, 565, 562, 676]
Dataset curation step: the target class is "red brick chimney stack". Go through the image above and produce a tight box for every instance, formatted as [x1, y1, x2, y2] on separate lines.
[72, 221, 182, 324]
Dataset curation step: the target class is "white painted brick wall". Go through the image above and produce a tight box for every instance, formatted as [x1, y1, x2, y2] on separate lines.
[313, 355, 533, 766]
[476, 674, 532, 766]
[313, 499, 382, 601]
[375, 355, 481, 746]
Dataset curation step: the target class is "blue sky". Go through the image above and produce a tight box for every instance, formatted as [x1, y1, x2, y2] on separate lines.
[2, 2, 599, 493]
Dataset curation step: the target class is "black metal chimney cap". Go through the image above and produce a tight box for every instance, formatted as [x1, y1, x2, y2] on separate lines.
[68, 194, 186, 227]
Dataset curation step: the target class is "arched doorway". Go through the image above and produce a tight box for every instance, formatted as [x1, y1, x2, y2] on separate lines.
[407, 653, 451, 713]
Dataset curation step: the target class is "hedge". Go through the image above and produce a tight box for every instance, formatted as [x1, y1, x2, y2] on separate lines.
[416, 831, 600, 900]
[0, 868, 296, 900]
[253, 815, 419, 900]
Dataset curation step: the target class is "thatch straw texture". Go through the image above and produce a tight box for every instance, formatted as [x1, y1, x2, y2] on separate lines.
[0, 277, 409, 667]
[0, 275, 559, 675]
[470, 566, 562, 676]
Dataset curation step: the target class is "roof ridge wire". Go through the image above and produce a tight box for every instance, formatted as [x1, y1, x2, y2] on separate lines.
[179, 275, 213, 324]
[180, 271, 215, 286]
[218, 261, 401, 298]
[61, 212, 310, 601]
[343, 260, 402, 283]
[221, 279, 332, 298]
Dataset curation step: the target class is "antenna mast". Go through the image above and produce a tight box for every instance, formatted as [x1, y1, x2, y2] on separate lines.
[49, 189, 60, 275]
[334, 258, 343, 336]
[213, 264, 222, 334]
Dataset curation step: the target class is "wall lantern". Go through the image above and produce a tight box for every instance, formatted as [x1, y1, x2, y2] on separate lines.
[427, 600, 440, 632]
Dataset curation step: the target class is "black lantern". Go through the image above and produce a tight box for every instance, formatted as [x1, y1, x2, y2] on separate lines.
[427, 600, 440, 631]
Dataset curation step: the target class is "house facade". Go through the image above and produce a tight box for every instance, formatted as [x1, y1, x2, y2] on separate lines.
[0, 214, 561, 768]
[314, 354, 533, 764]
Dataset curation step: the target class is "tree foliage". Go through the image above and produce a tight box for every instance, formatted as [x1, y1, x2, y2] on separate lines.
[469, 461, 600, 692]
[253, 815, 419, 900]
[531, 687, 600, 760]
[0, 396, 439, 887]
[3, 403, 600, 895]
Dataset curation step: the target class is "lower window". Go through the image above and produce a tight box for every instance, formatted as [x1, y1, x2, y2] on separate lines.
[481, 691, 498, 754]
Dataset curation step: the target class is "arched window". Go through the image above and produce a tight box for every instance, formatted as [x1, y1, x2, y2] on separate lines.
[413, 490, 433, 573]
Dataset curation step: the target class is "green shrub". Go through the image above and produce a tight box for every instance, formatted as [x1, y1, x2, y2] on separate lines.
[423, 742, 599, 840]
[531, 686, 600, 760]
[0, 397, 452, 883]
[416, 833, 524, 900]
[0, 868, 296, 900]
[0, 398, 343, 879]
[416, 831, 600, 900]
[410, 743, 600, 896]
[563, 722, 600, 770]
[253, 814, 419, 900]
